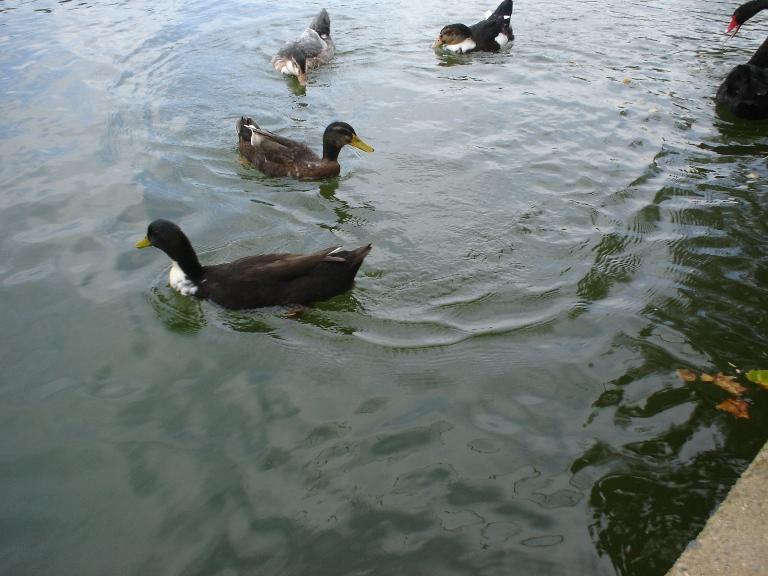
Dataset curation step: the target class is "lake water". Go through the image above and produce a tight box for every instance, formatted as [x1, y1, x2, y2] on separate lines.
[2, 0, 767, 574]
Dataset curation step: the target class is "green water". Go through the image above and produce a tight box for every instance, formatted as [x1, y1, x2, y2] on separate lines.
[1, 0, 767, 574]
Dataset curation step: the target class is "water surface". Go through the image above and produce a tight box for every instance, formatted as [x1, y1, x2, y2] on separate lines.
[1, 0, 768, 575]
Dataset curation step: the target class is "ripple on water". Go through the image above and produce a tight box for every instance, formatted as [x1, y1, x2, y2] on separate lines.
[2, 1, 768, 576]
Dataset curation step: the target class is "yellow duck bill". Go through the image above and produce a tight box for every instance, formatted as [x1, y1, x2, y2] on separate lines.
[350, 134, 374, 152]
[135, 236, 152, 249]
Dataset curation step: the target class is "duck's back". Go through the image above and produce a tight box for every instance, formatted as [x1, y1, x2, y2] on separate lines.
[272, 9, 335, 71]
[238, 128, 318, 177]
[469, 15, 509, 51]
[198, 246, 371, 309]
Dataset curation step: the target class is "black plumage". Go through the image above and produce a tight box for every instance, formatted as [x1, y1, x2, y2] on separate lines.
[433, 0, 513, 53]
[716, 0, 768, 119]
[136, 219, 371, 310]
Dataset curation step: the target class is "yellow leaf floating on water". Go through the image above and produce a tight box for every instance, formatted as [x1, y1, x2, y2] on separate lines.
[700, 373, 714, 382]
[717, 398, 750, 419]
[746, 370, 768, 389]
[712, 373, 747, 396]
[622, 77, 631, 85]
[676, 368, 697, 382]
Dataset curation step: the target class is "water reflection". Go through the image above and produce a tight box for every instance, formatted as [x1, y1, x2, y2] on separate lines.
[149, 285, 206, 334]
[435, 51, 473, 67]
[577, 112, 768, 573]
[216, 308, 278, 335]
[318, 178, 340, 199]
[284, 75, 307, 96]
[318, 177, 359, 232]
[4, 0, 768, 575]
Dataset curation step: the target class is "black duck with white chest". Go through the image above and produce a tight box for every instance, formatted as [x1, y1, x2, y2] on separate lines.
[433, 0, 513, 54]
[716, 0, 768, 119]
[236, 116, 374, 180]
[135, 219, 372, 310]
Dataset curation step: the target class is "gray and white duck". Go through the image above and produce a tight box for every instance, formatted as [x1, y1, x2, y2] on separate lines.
[271, 8, 335, 86]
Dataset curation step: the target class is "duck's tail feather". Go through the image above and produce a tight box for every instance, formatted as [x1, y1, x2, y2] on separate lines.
[310, 8, 331, 37]
[323, 244, 372, 268]
[323, 244, 372, 273]
[490, 0, 512, 19]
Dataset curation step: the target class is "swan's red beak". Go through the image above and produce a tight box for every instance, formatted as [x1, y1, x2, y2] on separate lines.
[727, 15, 741, 37]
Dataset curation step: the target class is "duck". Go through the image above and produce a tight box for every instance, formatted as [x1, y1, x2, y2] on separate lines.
[236, 116, 374, 180]
[432, 0, 513, 54]
[135, 219, 372, 310]
[716, 0, 768, 119]
[271, 8, 335, 86]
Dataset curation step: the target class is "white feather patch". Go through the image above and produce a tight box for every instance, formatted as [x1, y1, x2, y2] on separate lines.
[445, 38, 476, 53]
[247, 126, 263, 146]
[495, 32, 509, 47]
[169, 261, 198, 296]
[280, 60, 300, 76]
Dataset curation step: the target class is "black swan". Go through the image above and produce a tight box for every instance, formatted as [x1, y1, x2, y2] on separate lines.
[716, 0, 768, 119]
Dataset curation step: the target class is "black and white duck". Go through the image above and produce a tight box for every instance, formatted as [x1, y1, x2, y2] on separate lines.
[432, 0, 513, 54]
[271, 8, 335, 86]
[716, 0, 768, 119]
[135, 219, 372, 310]
[236, 116, 373, 180]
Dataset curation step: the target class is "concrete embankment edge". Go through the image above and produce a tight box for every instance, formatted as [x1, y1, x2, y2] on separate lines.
[666, 441, 768, 576]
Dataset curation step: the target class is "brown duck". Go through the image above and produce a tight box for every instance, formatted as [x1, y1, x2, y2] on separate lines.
[236, 116, 374, 180]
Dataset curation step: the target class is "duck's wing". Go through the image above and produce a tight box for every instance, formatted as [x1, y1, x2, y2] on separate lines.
[469, 14, 508, 49]
[294, 28, 327, 59]
[218, 247, 345, 284]
[245, 125, 316, 165]
[250, 125, 307, 150]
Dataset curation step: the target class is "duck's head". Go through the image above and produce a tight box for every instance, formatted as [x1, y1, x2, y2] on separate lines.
[236, 116, 257, 143]
[432, 24, 472, 49]
[136, 219, 204, 280]
[285, 46, 308, 85]
[728, 0, 766, 36]
[310, 8, 331, 38]
[136, 219, 192, 259]
[322, 122, 374, 161]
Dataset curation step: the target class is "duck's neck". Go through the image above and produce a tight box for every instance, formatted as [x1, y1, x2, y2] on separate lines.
[322, 142, 342, 162]
[170, 236, 205, 281]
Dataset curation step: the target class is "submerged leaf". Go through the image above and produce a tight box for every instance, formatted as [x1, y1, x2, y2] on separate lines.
[746, 370, 768, 389]
[676, 368, 697, 382]
[716, 398, 750, 419]
[712, 373, 747, 396]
